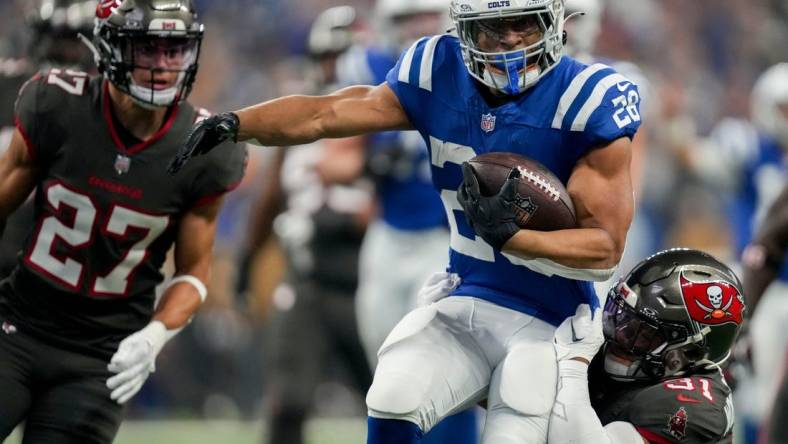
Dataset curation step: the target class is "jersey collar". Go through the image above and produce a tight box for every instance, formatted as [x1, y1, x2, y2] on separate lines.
[102, 80, 180, 155]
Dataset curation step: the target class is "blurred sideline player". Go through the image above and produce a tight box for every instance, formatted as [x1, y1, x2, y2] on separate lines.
[322, 0, 450, 374]
[681, 62, 788, 444]
[240, 7, 374, 444]
[564, 0, 654, 294]
[420, 248, 741, 443]
[740, 182, 788, 443]
[0, 0, 245, 442]
[0, 0, 97, 279]
[168, 0, 642, 442]
[317, 1, 479, 441]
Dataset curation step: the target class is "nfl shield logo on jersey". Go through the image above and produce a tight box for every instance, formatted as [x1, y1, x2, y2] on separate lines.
[481, 113, 496, 133]
[114, 154, 131, 175]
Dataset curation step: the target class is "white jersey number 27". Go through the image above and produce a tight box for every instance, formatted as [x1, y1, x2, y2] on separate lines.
[26, 183, 169, 297]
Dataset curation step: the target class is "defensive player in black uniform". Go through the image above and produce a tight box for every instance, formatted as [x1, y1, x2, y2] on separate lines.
[740, 183, 788, 444]
[0, 0, 96, 278]
[549, 248, 742, 443]
[0, 0, 245, 442]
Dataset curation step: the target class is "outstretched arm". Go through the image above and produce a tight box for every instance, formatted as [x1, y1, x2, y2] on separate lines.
[237, 83, 411, 146]
[168, 83, 410, 174]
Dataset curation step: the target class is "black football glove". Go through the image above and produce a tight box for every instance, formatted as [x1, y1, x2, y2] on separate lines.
[167, 112, 240, 175]
[457, 162, 522, 250]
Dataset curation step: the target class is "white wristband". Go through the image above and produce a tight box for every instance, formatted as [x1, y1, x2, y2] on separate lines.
[167, 275, 208, 303]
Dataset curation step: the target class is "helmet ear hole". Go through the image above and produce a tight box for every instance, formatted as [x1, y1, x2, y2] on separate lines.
[663, 349, 690, 375]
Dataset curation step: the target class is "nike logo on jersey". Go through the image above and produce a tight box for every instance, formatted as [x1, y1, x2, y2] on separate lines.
[616, 81, 632, 92]
[571, 320, 584, 342]
[676, 394, 702, 404]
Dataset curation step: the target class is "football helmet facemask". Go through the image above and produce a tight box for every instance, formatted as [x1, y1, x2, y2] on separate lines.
[90, 0, 203, 108]
[602, 248, 746, 381]
[450, 0, 566, 96]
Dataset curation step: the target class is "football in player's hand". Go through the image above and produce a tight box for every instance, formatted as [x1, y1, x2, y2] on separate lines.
[466, 152, 576, 231]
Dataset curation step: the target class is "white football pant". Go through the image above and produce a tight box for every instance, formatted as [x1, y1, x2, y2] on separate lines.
[366, 296, 557, 444]
[750, 281, 788, 420]
[355, 220, 450, 366]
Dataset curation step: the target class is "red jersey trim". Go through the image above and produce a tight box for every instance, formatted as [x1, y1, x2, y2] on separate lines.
[636, 427, 674, 444]
[13, 115, 37, 162]
[102, 80, 180, 155]
[191, 179, 243, 208]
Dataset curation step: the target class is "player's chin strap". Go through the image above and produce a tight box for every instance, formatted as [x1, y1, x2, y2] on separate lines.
[549, 360, 648, 444]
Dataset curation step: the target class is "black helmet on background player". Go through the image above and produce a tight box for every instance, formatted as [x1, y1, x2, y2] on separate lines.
[27, 0, 97, 68]
[602, 248, 746, 381]
[91, 0, 203, 108]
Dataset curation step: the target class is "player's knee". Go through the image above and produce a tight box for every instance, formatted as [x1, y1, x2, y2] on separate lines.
[366, 370, 429, 420]
[498, 342, 557, 416]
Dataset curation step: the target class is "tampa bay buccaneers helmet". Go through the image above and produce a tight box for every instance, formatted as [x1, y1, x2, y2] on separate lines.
[91, 0, 203, 108]
[602, 248, 746, 380]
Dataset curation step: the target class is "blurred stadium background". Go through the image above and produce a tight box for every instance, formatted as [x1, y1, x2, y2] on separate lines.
[0, 0, 786, 442]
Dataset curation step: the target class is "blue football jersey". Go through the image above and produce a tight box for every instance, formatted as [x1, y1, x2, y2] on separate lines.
[336, 45, 447, 231]
[386, 35, 642, 325]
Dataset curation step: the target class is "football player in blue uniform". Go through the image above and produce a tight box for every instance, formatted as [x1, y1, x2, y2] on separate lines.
[318, 1, 480, 442]
[169, 0, 642, 442]
[682, 62, 788, 444]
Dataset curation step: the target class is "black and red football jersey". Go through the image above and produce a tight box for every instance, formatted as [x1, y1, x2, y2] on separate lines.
[590, 357, 735, 444]
[0, 69, 246, 358]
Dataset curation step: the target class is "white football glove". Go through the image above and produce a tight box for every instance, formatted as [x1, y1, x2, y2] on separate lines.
[107, 321, 169, 404]
[554, 304, 604, 365]
[417, 271, 461, 307]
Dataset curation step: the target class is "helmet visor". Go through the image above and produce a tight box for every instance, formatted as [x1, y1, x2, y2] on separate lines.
[603, 294, 668, 356]
[127, 37, 199, 72]
[469, 15, 544, 49]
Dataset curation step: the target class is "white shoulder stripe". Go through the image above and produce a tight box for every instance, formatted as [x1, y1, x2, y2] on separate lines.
[551, 63, 609, 129]
[418, 35, 443, 91]
[397, 41, 419, 84]
[571, 73, 629, 131]
[397, 37, 428, 85]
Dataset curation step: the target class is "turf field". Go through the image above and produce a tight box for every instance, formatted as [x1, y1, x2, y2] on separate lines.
[7, 418, 366, 444]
